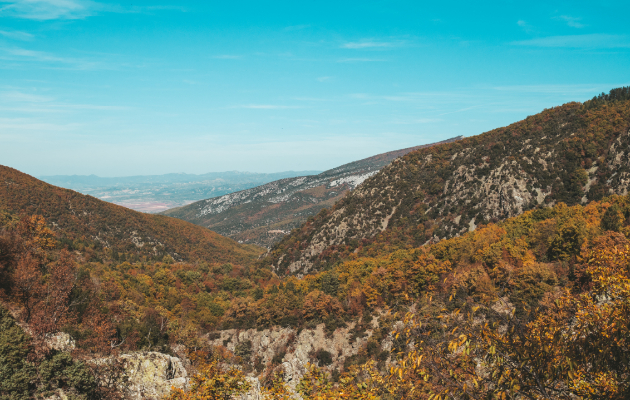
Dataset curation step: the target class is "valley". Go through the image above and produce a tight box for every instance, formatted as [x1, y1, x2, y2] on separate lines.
[1, 87, 630, 399]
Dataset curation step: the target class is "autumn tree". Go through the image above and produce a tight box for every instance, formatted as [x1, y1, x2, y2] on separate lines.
[165, 360, 251, 400]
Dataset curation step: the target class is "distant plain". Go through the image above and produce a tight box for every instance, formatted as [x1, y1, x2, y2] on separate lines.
[39, 171, 320, 213]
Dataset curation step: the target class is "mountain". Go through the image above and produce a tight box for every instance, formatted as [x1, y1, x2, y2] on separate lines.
[4, 88, 630, 400]
[39, 170, 321, 213]
[161, 137, 463, 248]
[0, 165, 263, 264]
[261, 87, 630, 276]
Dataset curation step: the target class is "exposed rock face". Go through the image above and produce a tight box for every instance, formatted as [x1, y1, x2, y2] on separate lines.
[45, 332, 76, 352]
[120, 352, 188, 399]
[163, 137, 462, 248]
[95, 352, 188, 400]
[266, 101, 630, 276]
[208, 322, 375, 392]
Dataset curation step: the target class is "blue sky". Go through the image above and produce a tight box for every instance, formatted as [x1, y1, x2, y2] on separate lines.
[0, 0, 629, 176]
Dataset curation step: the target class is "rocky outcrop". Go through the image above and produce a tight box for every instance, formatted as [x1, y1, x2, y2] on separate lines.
[120, 352, 188, 399]
[208, 321, 376, 392]
[93, 351, 188, 400]
[45, 332, 76, 352]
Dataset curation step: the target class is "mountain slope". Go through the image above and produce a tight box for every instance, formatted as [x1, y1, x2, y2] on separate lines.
[0, 165, 263, 264]
[162, 137, 462, 248]
[262, 87, 630, 276]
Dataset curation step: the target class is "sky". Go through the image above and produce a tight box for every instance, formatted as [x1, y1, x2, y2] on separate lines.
[0, 0, 629, 177]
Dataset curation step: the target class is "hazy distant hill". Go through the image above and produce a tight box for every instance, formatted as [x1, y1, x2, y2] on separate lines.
[1, 166, 263, 264]
[261, 87, 630, 276]
[39, 170, 320, 213]
[162, 137, 463, 248]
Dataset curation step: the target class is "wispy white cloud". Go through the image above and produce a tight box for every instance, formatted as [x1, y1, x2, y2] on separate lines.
[284, 24, 310, 32]
[4, 47, 68, 62]
[516, 20, 537, 34]
[0, 0, 186, 20]
[337, 57, 387, 63]
[291, 97, 335, 102]
[56, 103, 127, 110]
[213, 54, 242, 59]
[0, 46, 110, 69]
[512, 34, 630, 48]
[0, 117, 81, 131]
[1, 91, 53, 102]
[558, 15, 584, 28]
[143, 5, 187, 12]
[234, 105, 301, 109]
[341, 40, 403, 49]
[0, 90, 129, 112]
[493, 84, 620, 94]
[0, 0, 97, 20]
[392, 118, 443, 124]
[317, 76, 331, 82]
[437, 105, 487, 116]
[349, 93, 427, 102]
[0, 29, 34, 40]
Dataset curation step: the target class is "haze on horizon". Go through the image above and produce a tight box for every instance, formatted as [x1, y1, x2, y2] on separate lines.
[0, 0, 629, 177]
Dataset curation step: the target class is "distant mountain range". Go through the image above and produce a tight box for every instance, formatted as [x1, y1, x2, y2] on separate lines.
[38, 170, 321, 213]
[162, 137, 463, 248]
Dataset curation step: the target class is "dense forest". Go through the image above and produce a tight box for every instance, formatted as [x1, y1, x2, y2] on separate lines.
[4, 193, 630, 398]
[170, 195, 630, 399]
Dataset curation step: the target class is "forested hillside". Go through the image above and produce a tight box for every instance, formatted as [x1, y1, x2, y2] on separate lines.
[0, 166, 263, 264]
[264, 87, 630, 277]
[163, 137, 461, 248]
[171, 194, 630, 399]
[0, 171, 264, 398]
[4, 88, 630, 400]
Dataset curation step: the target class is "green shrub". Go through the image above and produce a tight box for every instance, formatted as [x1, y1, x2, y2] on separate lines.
[38, 352, 98, 400]
[601, 203, 623, 232]
[0, 306, 35, 400]
[510, 264, 557, 310]
[234, 340, 252, 361]
[313, 349, 333, 366]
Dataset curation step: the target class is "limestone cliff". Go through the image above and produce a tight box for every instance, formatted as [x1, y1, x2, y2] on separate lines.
[93, 351, 188, 399]
[207, 319, 385, 397]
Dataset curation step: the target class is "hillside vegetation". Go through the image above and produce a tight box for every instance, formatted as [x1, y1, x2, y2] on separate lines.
[163, 137, 461, 248]
[3, 88, 630, 400]
[264, 87, 630, 276]
[0, 166, 263, 265]
[174, 194, 630, 399]
[0, 179, 264, 398]
[6, 187, 630, 399]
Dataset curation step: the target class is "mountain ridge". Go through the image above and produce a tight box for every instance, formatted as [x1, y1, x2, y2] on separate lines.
[162, 137, 463, 248]
[261, 89, 630, 276]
